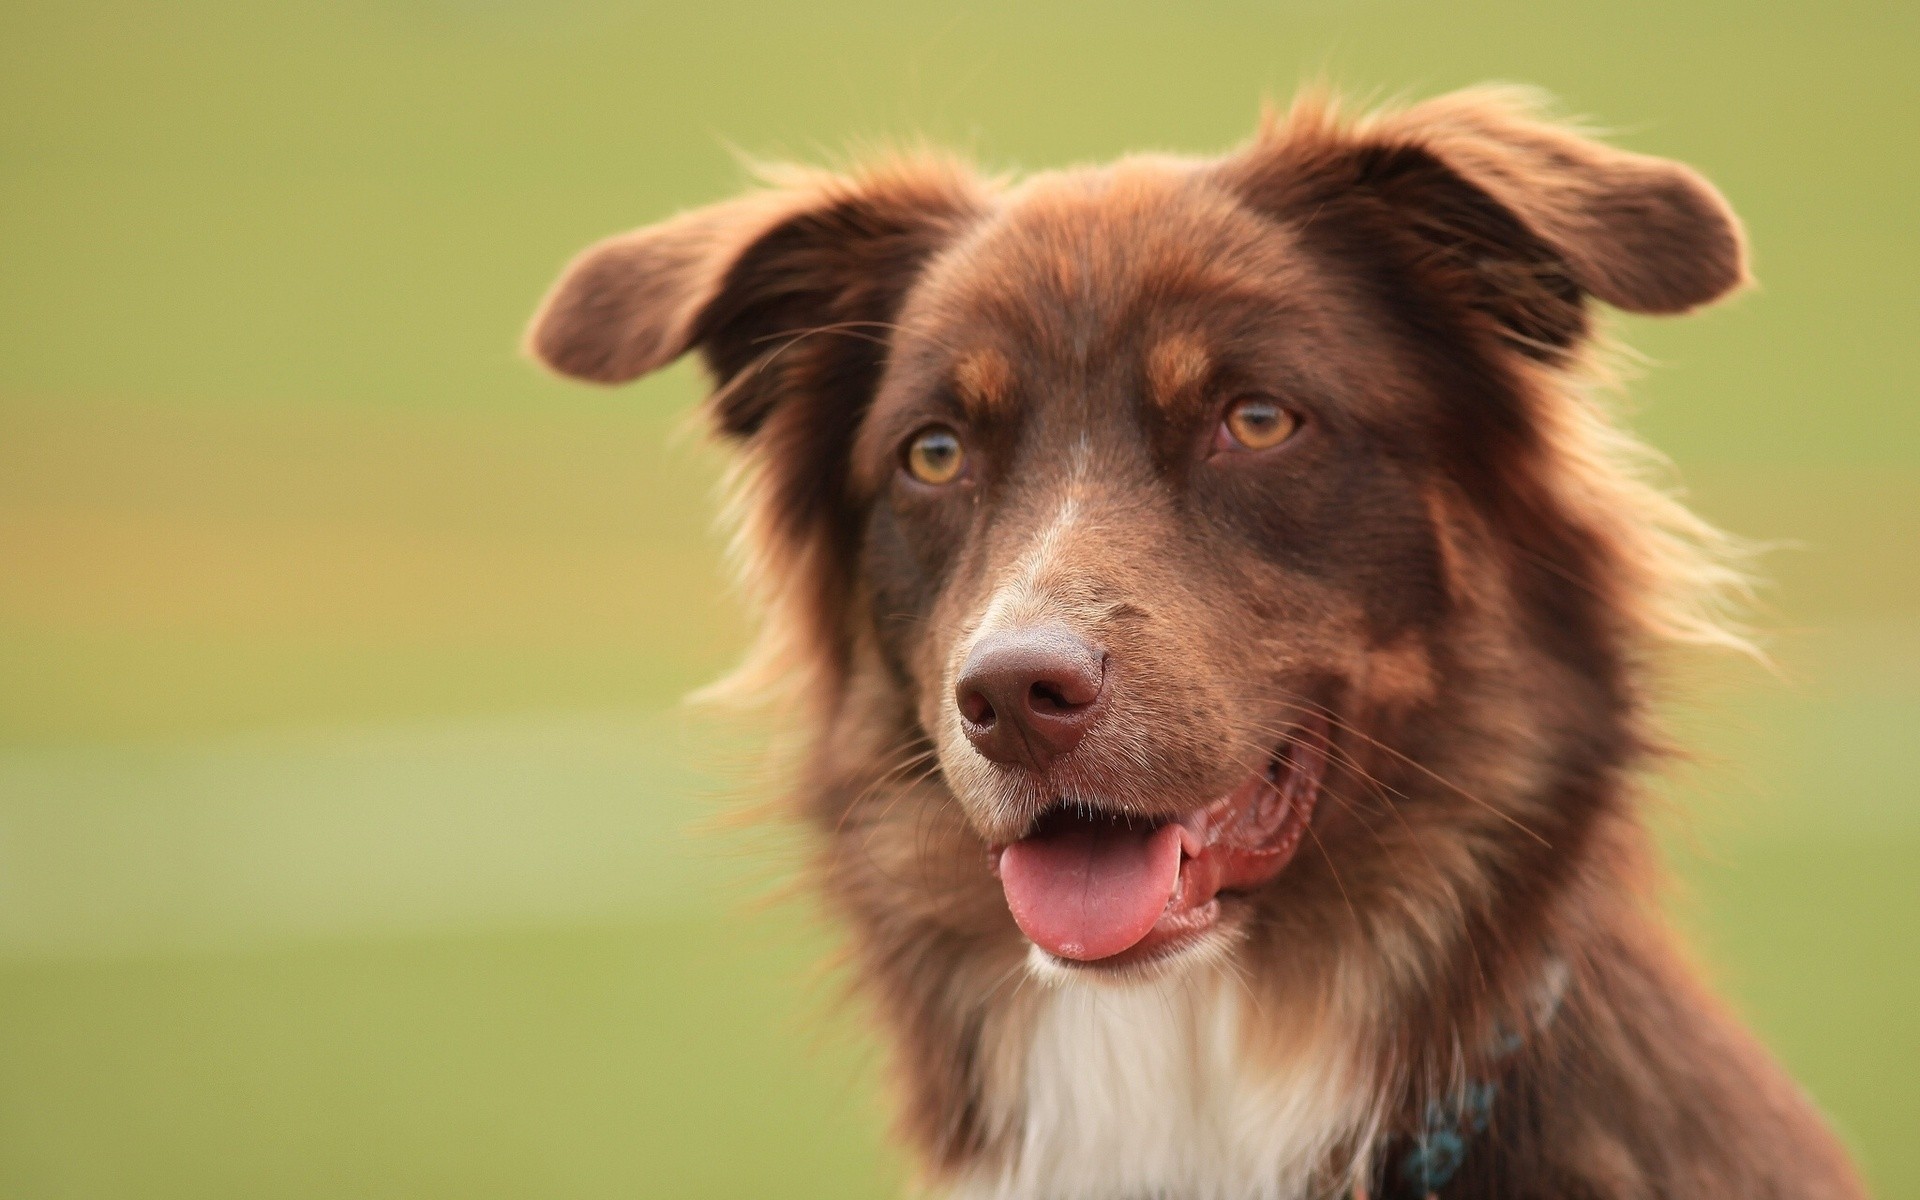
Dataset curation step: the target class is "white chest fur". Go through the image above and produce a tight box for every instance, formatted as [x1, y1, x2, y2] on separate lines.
[953, 968, 1368, 1200]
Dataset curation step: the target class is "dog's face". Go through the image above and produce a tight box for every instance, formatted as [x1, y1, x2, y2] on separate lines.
[848, 170, 1457, 966]
[530, 91, 1745, 982]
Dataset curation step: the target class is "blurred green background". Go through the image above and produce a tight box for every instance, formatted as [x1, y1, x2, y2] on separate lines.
[2, 1, 1914, 1195]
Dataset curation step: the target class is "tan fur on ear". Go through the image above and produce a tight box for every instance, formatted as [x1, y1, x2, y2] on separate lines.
[526, 184, 832, 384]
[1374, 87, 1749, 314]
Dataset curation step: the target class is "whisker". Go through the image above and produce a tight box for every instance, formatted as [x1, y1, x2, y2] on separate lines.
[1233, 719, 1463, 910]
[835, 743, 939, 826]
[750, 318, 962, 360]
[1304, 812, 1360, 936]
[1255, 690, 1552, 848]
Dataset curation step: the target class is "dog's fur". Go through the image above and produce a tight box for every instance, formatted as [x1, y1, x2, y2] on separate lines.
[527, 89, 1866, 1199]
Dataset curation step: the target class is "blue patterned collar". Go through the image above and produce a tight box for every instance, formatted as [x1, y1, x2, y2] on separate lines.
[1378, 958, 1571, 1199]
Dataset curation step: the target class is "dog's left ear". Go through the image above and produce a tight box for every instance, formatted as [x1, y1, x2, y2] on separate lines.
[1219, 88, 1749, 357]
[527, 157, 987, 437]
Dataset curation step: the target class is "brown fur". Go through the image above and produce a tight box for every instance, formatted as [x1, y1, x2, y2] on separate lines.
[528, 88, 1864, 1199]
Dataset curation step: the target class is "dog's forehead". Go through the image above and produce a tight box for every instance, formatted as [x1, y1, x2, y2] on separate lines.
[922, 162, 1276, 323]
[878, 159, 1346, 425]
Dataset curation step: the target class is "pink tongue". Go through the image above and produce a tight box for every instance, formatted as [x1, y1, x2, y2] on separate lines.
[998, 820, 1184, 961]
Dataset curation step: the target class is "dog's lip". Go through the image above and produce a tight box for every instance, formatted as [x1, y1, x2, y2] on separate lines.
[988, 714, 1329, 966]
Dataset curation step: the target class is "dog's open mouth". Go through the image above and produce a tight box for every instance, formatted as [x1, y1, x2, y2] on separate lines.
[990, 715, 1329, 966]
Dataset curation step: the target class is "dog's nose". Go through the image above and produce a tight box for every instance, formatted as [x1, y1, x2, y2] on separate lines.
[955, 626, 1106, 769]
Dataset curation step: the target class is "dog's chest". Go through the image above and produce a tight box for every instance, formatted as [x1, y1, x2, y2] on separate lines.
[955, 977, 1363, 1200]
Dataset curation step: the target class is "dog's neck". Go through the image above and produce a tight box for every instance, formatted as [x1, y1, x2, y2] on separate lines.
[949, 965, 1376, 1200]
[929, 939, 1579, 1200]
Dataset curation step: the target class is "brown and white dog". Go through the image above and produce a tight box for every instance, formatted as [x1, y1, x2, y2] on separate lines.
[528, 89, 1866, 1199]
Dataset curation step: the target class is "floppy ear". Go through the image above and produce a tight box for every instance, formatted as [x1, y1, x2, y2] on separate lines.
[527, 158, 987, 435]
[1219, 88, 1748, 358]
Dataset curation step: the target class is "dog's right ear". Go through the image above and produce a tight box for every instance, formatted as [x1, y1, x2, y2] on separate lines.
[527, 159, 986, 437]
[1218, 88, 1747, 361]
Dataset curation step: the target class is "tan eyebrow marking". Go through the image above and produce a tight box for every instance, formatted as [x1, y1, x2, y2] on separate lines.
[1146, 332, 1211, 412]
[954, 348, 1015, 420]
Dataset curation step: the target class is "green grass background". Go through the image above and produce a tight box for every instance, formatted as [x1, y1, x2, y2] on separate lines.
[2, 1, 1915, 1195]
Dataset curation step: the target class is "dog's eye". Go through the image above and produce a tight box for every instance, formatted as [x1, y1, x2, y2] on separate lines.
[904, 426, 967, 485]
[1217, 397, 1300, 452]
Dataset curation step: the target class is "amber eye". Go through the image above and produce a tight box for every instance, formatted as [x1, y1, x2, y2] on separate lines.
[904, 425, 966, 485]
[1219, 397, 1300, 452]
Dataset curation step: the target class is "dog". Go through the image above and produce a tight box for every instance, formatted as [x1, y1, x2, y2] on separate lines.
[527, 88, 1866, 1199]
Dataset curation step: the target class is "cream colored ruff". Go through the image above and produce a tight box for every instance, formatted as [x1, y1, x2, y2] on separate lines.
[951, 953, 1369, 1200]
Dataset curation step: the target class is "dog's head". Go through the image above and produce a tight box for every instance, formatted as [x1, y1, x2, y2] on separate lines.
[530, 90, 1747, 984]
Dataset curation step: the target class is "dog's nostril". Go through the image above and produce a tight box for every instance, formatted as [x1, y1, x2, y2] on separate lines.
[960, 690, 997, 727]
[1029, 682, 1071, 713]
